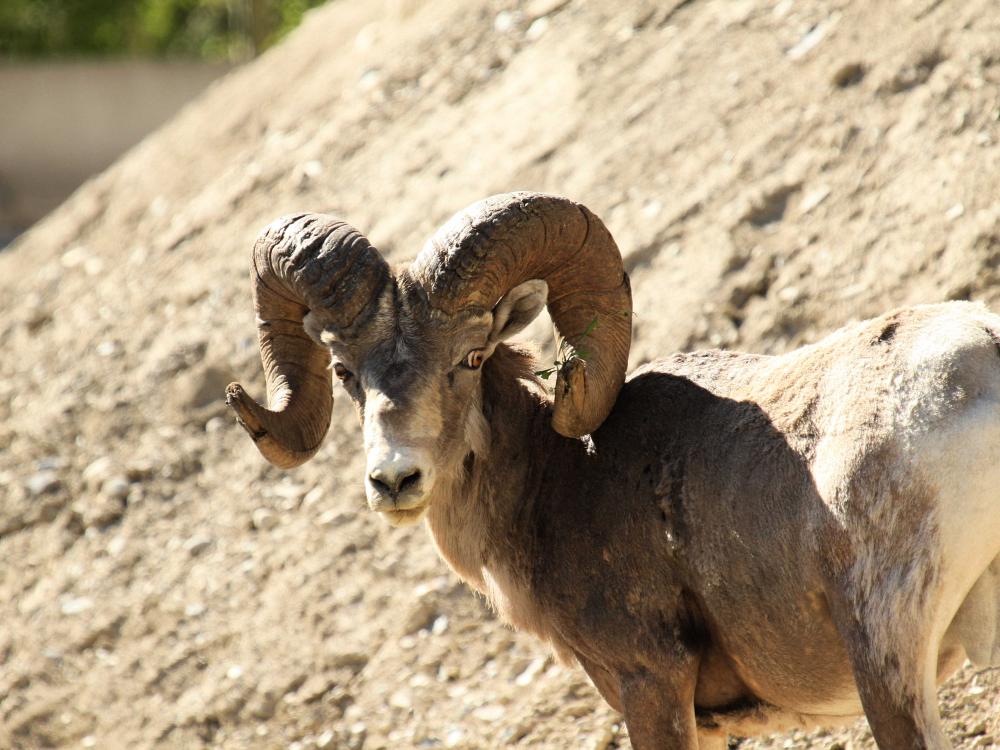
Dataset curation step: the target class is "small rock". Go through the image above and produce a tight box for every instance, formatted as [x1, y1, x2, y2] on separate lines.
[431, 615, 449, 635]
[389, 688, 413, 710]
[799, 185, 831, 214]
[445, 728, 465, 748]
[787, 18, 834, 60]
[60, 596, 94, 616]
[303, 486, 324, 507]
[968, 720, 988, 737]
[975, 736, 994, 748]
[106, 536, 126, 556]
[83, 456, 117, 489]
[526, 16, 549, 40]
[494, 10, 521, 33]
[316, 729, 336, 749]
[777, 286, 802, 303]
[347, 723, 367, 750]
[101, 476, 131, 500]
[472, 704, 505, 722]
[26, 470, 61, 496]
[125, 460, 156, 482]
[78, 494, 126, 528]
[832, 62, 866, 88]
[515, 656, 548, 686]
[184, 535, 212, 556]
[946, 203, 965, 221]
[226, 664, 244, 680]
[184, 602, 206, 618]
[95, 340, 121, 358]
[252, 508, 279, 531]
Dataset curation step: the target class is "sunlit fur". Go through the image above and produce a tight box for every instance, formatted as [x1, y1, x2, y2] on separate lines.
[326, 296, 1000, 750]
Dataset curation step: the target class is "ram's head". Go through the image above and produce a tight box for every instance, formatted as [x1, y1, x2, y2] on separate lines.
[227, 193, 631, 525]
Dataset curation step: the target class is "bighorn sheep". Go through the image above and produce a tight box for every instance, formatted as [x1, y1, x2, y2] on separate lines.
[227, 192, 1000, 749]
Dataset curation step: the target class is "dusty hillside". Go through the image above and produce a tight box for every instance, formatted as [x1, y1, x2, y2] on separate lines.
[1, 0, 999, 748]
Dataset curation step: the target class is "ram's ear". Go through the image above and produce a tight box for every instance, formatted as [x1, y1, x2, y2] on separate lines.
[488, 280, 548, 344]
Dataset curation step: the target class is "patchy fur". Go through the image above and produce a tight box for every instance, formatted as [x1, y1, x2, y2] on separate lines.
[325, 299, 1000, 749]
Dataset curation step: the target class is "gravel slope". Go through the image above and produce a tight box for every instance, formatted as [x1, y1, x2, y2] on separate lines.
[1, 0, 999, 748]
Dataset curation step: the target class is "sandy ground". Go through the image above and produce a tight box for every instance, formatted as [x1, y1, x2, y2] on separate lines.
[1, 0, 999, 747]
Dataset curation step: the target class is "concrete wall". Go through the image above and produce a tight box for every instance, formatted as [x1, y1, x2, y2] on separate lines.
[0, 60, 230, 245]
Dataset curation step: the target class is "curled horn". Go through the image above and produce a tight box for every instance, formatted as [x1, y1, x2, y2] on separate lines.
[227, 214, 390, 468]
[411, 192, 632, 437]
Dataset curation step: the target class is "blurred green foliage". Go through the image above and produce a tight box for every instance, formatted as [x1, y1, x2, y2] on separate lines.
[0, 0, 328, 60]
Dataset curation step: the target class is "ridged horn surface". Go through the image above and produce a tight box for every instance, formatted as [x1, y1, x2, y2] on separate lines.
[410, 192, 632, 437]
[227, 214, 390, 468]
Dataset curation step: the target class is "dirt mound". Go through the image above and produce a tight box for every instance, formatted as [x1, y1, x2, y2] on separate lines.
[1, 0, 999, 747]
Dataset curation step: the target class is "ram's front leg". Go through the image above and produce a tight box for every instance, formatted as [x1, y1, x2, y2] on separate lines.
[619, 662, 700, 750]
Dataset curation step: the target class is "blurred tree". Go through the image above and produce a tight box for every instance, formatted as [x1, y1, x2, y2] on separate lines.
[0, 0, 328, 61]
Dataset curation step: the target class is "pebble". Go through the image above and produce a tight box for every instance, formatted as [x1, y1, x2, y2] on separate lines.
[431, 615, 449, 635]
[184, 535, 213, 556]
[101, 476, 131, 500]
[317, 510, 338, 527]
[970, 720, 989, 736]
[26, 470, 61, 496]
[494, 10, 520, 33]
[316, 730, 335, 749]
[82, 456, 117, 489]
[515, 656, 548, 686]
[252, 508, 279, 531]
[472, 704, 505, 722]
[799, 185, 831, 214]
[526, 16, 549, 40]
[302, 486, 324, 507]
[389, 688, 413, 710]
[77, 495, 126, 528]
[60, 596, 94, 616]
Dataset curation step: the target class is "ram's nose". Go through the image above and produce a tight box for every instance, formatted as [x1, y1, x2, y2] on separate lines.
[365, 454, 426, 511]
[368, 466, 422, 498]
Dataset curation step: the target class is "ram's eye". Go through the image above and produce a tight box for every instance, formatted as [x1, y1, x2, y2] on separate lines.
[333, 363, 353, 382]
[462, 349, 485, 370]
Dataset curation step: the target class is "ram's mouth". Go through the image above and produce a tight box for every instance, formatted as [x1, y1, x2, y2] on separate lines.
[382, 505, 428, 527]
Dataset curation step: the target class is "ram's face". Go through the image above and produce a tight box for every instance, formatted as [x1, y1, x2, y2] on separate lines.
[311, 278, 546, 527]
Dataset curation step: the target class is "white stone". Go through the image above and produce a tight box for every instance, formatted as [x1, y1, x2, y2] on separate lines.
[431, 615, 449, 635]
[26, 470, 61, 496]
[515, 656, 548, 686]
[526, 17, 549, 40]
[252, 508, 279, 531]
[83, 456, 117, 489]
[472, 704, 505, 722]
[60, 596, 94, 616]
[101, 476, 131, 500]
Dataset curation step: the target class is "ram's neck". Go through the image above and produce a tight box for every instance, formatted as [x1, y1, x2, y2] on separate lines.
[424, 345, 583, 633]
